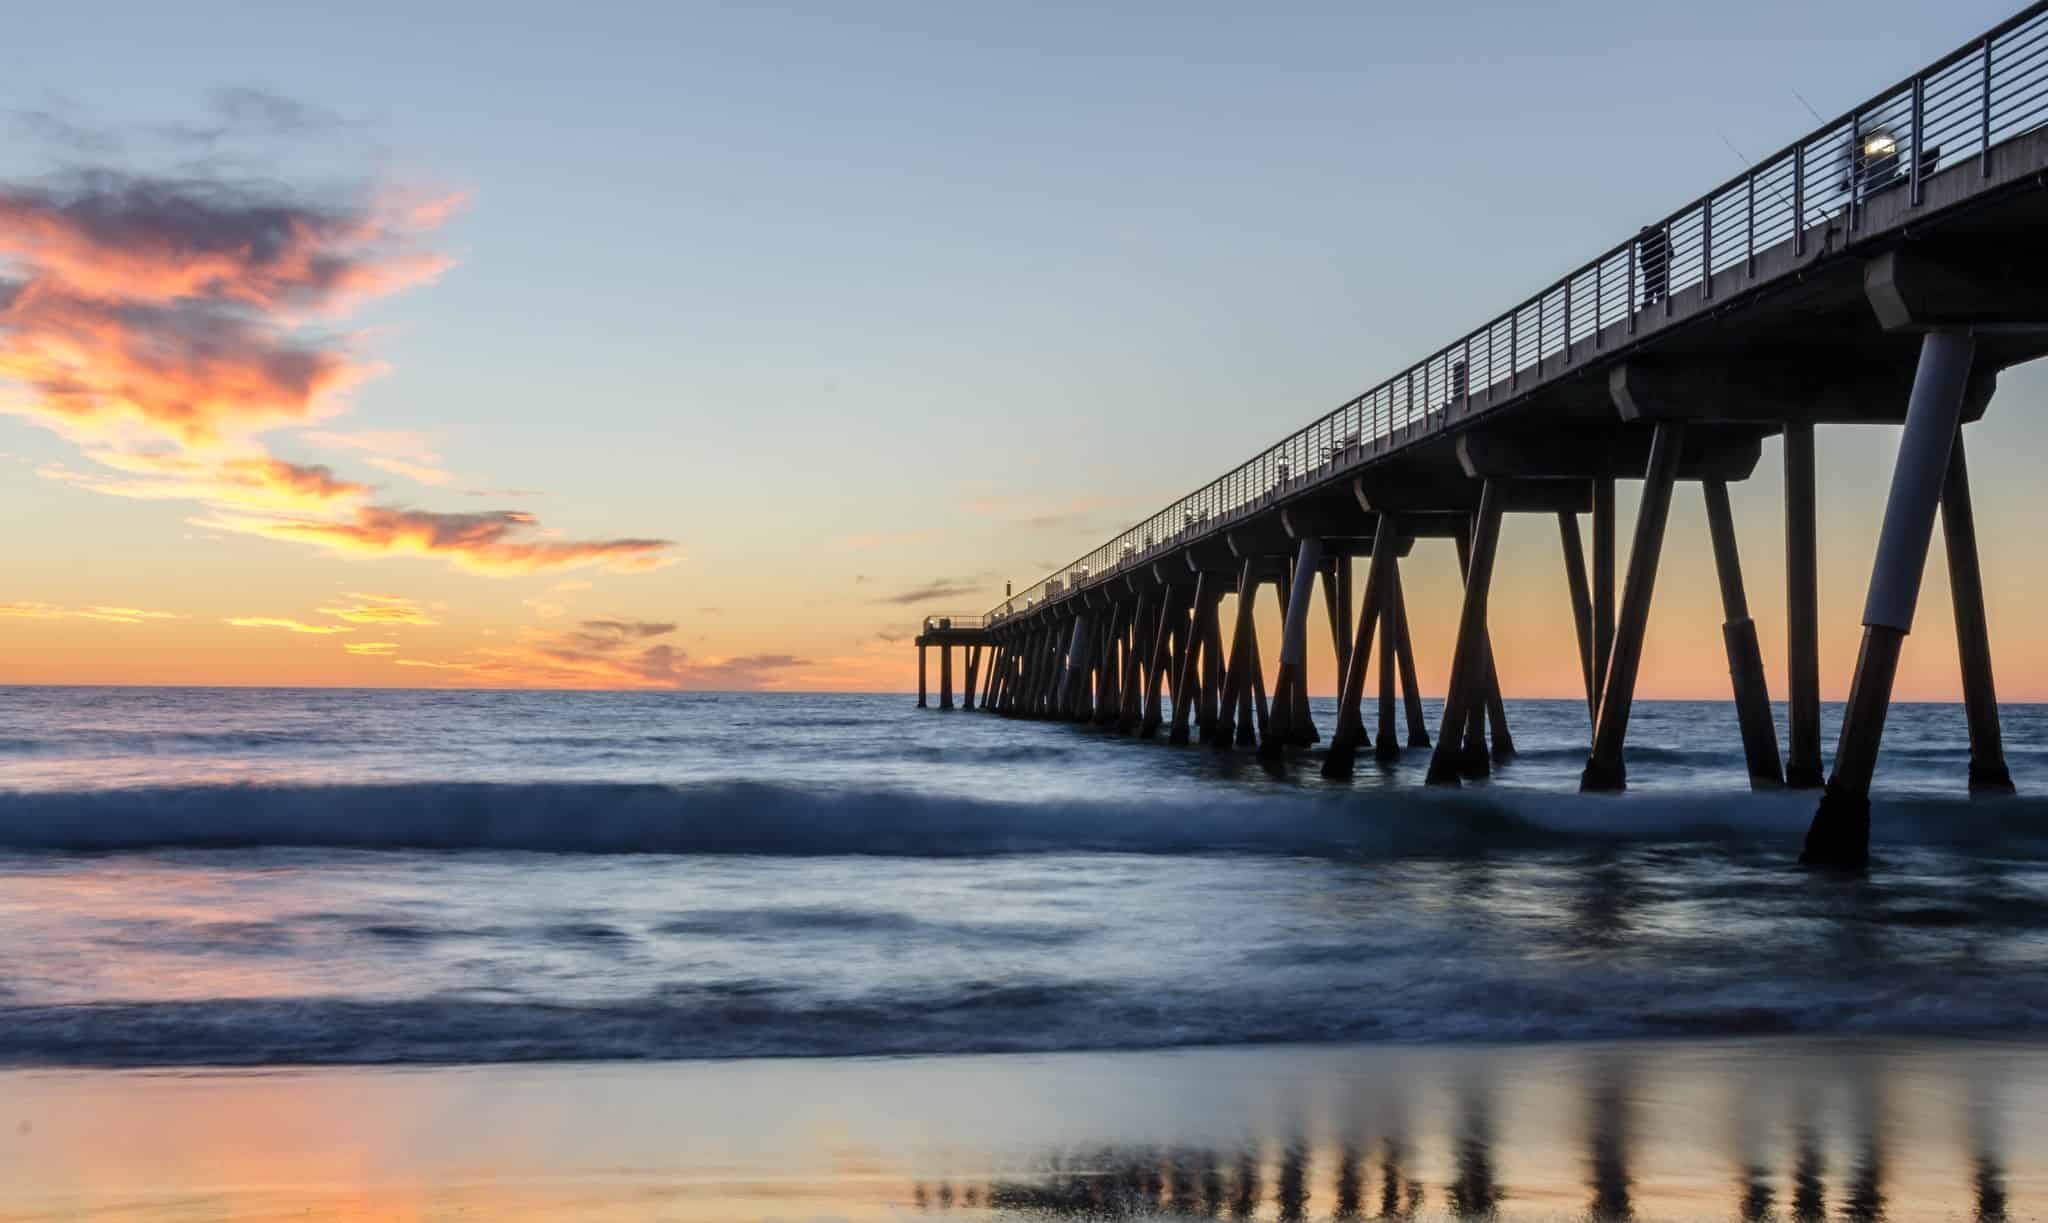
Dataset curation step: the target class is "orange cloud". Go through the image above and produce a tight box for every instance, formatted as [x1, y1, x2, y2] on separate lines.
[225, 616, 349, 634]
[0, 139, 677, 591]
[378, 619, 806, 690]
[40, 449, 368, 512]
[195, 506, 674, 576]
[0, 601, 176, 623]
[343, 641, 398, 655]
[0, 177, 457, 315]
[319, 593, 436, 625]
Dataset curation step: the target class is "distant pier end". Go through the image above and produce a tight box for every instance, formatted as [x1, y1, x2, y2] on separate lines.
[914, 615, 994, 711]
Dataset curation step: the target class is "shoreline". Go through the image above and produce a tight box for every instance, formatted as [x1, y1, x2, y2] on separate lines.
[0, 1033, 2037, 1220]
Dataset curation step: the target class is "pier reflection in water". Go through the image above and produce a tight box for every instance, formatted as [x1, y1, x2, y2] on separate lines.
[906, 1040, 2031, 1222]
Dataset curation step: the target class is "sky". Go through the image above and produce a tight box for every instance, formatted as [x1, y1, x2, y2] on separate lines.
[1, 0, 2044, 698]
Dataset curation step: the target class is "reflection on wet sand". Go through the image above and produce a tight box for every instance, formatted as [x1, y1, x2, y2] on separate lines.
[915, 1043, 2020, 1221]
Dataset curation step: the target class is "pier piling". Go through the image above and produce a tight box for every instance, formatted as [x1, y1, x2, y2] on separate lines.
[1940, 431, 2016, 795]
[1783, 422, 1825, 787]
[1805, 330, 1976, 868]
[1582, 421, 1685, 792]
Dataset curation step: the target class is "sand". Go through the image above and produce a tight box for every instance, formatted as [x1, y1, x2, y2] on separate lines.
[0, 1035, 2037, 1221]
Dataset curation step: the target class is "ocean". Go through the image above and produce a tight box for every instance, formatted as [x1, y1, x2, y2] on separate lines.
[3, 685, 2046, 1220]
[0, 685, 2041, 1068]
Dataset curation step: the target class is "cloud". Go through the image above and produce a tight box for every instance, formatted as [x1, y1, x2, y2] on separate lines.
[304, 430, 456, 487]
[343, 641, 398, 655]
[875, 627, 911, 644]
[0, 103, 680, 592]
[394, 657, 473, 671]
[960, 493, 1121, 533]
[381, 618, 807, 691]
[0, 601, 176, 624]
[225, 616, 349, 634]
[366, 456, 454, 486]
[193, 505, 675, 576]
[875, 576, 994, 606]
[569, 619, 675, 649]
[40, 449, 368, 512]
[318, 593, 436, 625]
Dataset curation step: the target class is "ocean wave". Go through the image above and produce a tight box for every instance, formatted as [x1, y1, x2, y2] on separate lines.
[0, 780, 2040, 859]
[3, 967, 2043, 1067]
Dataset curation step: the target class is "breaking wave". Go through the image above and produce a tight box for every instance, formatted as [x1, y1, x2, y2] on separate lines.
[0, 780, 2040, 859]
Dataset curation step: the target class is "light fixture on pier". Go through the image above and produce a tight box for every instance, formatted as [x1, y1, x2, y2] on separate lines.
[1853, 126, 1902, 193]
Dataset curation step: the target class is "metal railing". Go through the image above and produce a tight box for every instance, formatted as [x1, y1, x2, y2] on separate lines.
[985, 2, 2048, 626]
[921, 613, 992, 633]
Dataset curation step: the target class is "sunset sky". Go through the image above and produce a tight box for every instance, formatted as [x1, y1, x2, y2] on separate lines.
[4, 0, 2044, 698]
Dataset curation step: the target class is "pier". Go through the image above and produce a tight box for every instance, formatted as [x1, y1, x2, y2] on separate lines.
[915, 3, 2048, 868]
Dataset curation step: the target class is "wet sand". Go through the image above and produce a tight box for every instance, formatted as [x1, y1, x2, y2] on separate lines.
[0, 1035, 2037, 1221]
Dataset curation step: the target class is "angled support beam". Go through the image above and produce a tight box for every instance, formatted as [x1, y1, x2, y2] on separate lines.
[1117, 591, 1154, 734]
[1426, 481, 1505, 785]
[1261, 539, 1324, 761]
[1375, 550, 1402, 764]
[1246, 615, 1270, 748]
[1582, 422, 1686, 791]
[1703, 479, 1786, 788]
[1392, 565, 1430, 748]
[1941, 431, 2015, 795]
[1592, 476, 1617, 716]
[1213, 562, 1261, 750]
[1559, 510, 1598, 730]
[1323, 514, 1396, 778]
[1783, 422, 1825, 787]
[1141, 591, 1183, 739]
[1806, 331, 1976, 869]
[1169, 575, 1215, 745]
[1200, 594, 1225, 736]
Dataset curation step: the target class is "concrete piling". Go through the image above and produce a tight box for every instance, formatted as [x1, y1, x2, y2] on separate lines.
[1427, 481, 1505, 785]
[1592, 475, 1617, 715]
[1703, 478, 1786, 788]
[1940, 432, 2014, 794]
[917, 644, 928, 709]
[1142, 591, 1182, 739]
[939, 644, 954, 711]
[1375, 549, 1401, 764]
[1783, 421, 1825, 788]
[1169, 574, 1215, 746]
[1392, 566, 1430, 748]
[1260, 539, 1324, 761]
[1323, 517, 1395, 778]
[1806, 331, 1978, 868]
[1560, 511, 1598, 730]
[1582, 421, 1685, 792]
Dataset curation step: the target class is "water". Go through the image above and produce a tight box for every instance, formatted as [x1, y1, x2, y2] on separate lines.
[0, 686, 2043, 1067]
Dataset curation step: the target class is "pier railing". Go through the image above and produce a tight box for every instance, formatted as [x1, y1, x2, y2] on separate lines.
[921, 613, 992, 633]
[986, 1, 2048, 625]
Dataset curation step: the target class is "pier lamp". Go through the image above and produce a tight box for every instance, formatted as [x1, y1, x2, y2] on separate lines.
[1854, 127, 1902, 193]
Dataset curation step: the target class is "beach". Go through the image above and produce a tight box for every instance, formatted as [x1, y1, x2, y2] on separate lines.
[0, 1037, 2038, 1220]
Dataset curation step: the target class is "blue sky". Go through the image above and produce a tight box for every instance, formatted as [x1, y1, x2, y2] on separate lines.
[2, 0, 2044, 693]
